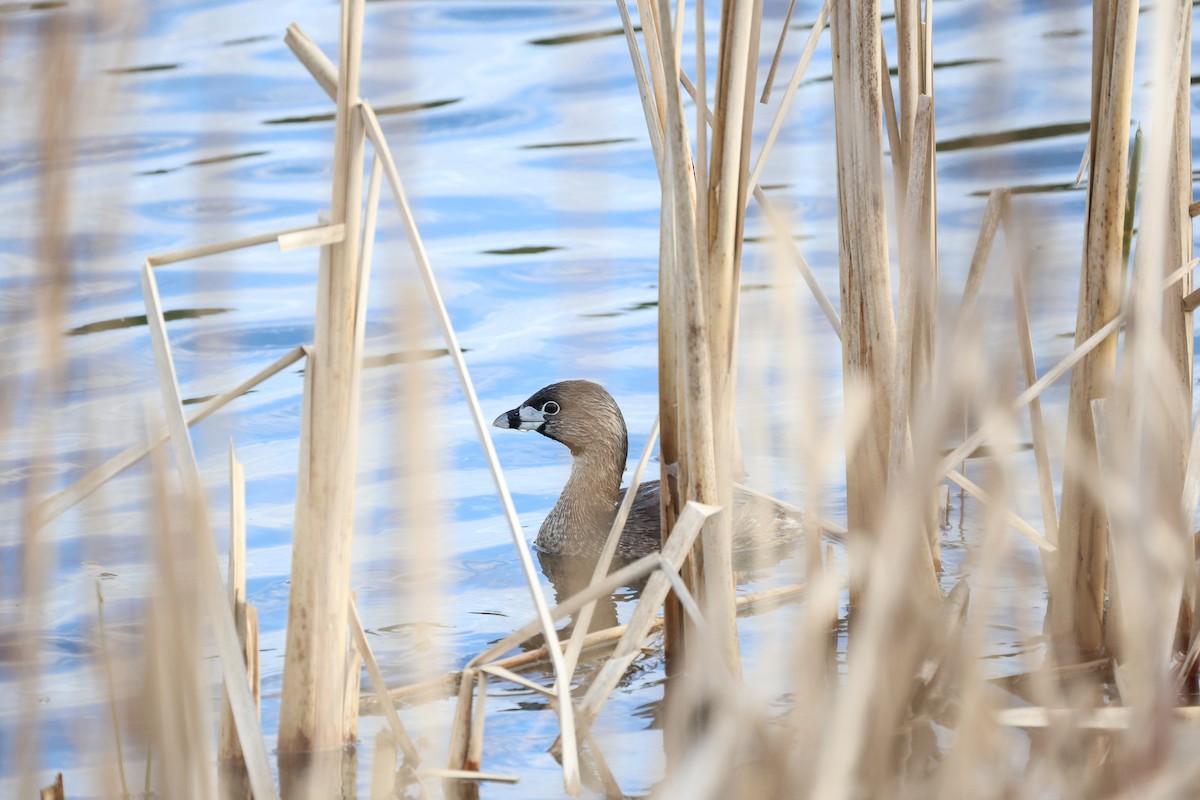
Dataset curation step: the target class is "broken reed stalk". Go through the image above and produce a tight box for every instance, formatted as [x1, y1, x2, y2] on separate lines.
[283, 34, 582, 785]
[369, 730, 398, 800]
[143, 422, 213, 799]
[358, 101, 582, 793]
[445, 667, 475, 800]
[940, 258, 1198, 481]
[370, 579, 809, 715]
[140, 263, 278, 799]
[279, 0, 367, 753]
[31, 344, 307, 529]
[1052, 0, 1139, 658]
[577, 503, 718, 735]
[746, 0, 834, 195]
[219, 443, 261, 769]
[829, 0, 898, 602]
[894, 0, 939, 570]
[348, 597, 420, 765]
[95, 583, 130, 798]
[759, 0, 796, 103]
[1000, 204, 1060, 547]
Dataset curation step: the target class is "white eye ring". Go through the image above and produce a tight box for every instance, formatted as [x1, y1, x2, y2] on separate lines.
[541, 401, 560, 415]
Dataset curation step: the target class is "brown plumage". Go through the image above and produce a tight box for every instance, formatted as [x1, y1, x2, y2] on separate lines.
[493, 380, 801, 561]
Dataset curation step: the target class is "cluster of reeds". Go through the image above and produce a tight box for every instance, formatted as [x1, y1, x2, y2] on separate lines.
[8, 0, 1200, 797]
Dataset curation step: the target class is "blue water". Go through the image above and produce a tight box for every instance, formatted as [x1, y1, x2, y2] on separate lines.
[0, 0, 1197, 796]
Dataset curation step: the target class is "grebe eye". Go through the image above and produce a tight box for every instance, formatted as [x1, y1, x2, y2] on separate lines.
[542, 401, 560, 415]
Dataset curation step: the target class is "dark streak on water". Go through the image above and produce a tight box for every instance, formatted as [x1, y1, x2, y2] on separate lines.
[522, 137, 635, 150]
[482, 245, 563, 255]
[936, 121, 1091, 153]
[140, 150, 269, 176]
[264, 98, 461, 125]
[528, 26, 633, 46]
[67, 307, 230, 337]
[581, 299, 656, 318]
[968, 182, 1082, 197]
[0, 1, 64, 12]
[361, 348, 459, 369]
[222, 35, 272, 46]
[107, 63, 181, 75]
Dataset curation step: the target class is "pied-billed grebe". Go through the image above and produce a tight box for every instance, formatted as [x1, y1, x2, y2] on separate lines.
[493, 380, 801, 560]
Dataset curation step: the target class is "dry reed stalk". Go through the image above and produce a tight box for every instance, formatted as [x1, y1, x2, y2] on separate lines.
[892, 0, 939, 571]
[219, 443, 257, 766]
[1001, 202, 1060, 546]
[474, 553, 675, 668]
[466, 673, 487, 772]
[654, 0, 734, 680]
[996, 705, 1200, 729]
[616, 0, 665, 173]
[956, 190, 1005, 321]
[633, 0, 671, 143]
[1098, 2, 1196, 757]
[575, 502, 719, 735]
[419, 769, 519, 785]
[810, 391, 959, 795]
[348, 597, 420, 765]
[94, 584, 129, 797]
[1052, 0, 1140, 658]
[561, 420, 660, 679]
[146, 222, 342, 267]
[284, 23, 338, 98]
[39, 774, 64, 800]
[943, 469, 1054, 552]
[374, 580, 809, 713]
[687, 0, 757, 679]
[343, 609, 363, 745]
[680, 73, 844, 338]
[759, 0, 796, 103]
[1157, 3, 1195, 651]
[279, 0, 368, 752]
[31, 343, 306, 528]
[829, 0, 897, 601]
[746, 0, 834, 194]
[938, 259, 1198, 482]
[368, 730, 397, 800]
[143, 415, 213, 800]
[879, 32, 902, 184]
[888, 94, 933, 484]
[140, 263, 278, 799]
[359, 101, 582, 793]
[277, 223, 346, 253]
[444, 667, 475, 799]
[480, 664, 554, 696]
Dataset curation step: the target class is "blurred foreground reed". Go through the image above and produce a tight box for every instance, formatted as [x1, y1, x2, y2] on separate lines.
[7, 0, 1200, 797]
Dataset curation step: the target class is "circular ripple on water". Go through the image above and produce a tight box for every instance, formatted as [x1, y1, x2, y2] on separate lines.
[224, 157, 330, 183]
[412, 3, 602, 28]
